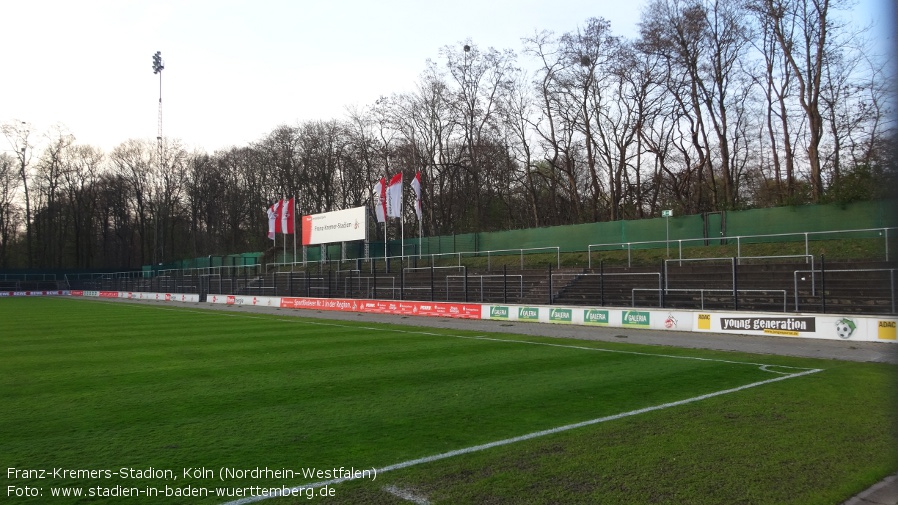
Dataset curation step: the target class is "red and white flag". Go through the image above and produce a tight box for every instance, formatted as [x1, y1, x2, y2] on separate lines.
[410, 171, 423, 221]
[386, 172, 402, 218]
[267, 200, 280, 240]
[373, 178, 386, 223]
[280, 197, 295, 234]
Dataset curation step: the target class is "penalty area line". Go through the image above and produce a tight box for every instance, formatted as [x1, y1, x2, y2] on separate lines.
[219, 367, 822, 505]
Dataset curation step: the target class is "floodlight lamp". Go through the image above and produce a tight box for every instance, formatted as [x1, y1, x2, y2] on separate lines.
[152, 51, 164, 74]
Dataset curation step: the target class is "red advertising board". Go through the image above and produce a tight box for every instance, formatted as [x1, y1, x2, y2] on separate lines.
[279, 297, 481, 319]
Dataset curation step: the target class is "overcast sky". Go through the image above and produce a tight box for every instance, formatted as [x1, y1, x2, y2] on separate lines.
[1, 0, 893, 155]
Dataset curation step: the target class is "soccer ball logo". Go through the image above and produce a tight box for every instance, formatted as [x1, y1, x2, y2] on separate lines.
[835, 318, 856, 339]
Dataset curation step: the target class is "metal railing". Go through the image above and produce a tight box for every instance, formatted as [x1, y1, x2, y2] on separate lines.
[589, 226, 895, 267]
[793, 268, 896, 313]
[634, 288, 788, 311]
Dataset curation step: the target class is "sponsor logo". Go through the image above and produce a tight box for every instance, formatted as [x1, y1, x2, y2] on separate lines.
[697, 313, 711, 330]
[226, 295, 236, 305]
[583, 309, 609, 325]
[720, 317, 815, 336]
[622, 310, 650, 327]
[518, 307, 539, 320]
[664, 313, 678, 329]
[834, 318, 857, 339]
[878, 320, 897, 340]
[490, 306, 510, 319]
[549, 308, 572, 323]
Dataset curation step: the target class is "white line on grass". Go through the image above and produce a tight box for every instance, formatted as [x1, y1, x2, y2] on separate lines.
[219, 367, 821, 505]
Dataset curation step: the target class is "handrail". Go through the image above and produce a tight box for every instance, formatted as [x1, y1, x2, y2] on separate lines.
[446, 274, 524, 302]
[633, 288, 788, 312]
[793, 267, 896, 313]
[589, 226, 896, 267]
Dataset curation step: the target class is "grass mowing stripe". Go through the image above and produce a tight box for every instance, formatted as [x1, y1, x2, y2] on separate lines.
[220, 368, 822, 505]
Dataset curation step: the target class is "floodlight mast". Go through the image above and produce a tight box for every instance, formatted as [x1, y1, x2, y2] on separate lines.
[152, 51, 164, 150]
[152, 51, 164, 264]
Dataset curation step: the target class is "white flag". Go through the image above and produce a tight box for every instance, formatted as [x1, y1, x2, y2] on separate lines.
[373, 178, 386, 223]
[410, 171, 422, 221]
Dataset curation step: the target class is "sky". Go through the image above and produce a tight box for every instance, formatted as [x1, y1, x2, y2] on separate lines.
[1, 0, 894, 155]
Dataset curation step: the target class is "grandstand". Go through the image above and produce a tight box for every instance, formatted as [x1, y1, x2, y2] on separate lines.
[59, 230, 896, 315]
[12, 201, 897, 315]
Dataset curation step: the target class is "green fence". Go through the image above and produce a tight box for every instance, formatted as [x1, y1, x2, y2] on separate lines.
[152, 200, 898, 269]
[143, 252, 263, 273]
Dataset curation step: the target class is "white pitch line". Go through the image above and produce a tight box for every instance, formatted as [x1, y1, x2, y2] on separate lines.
[219, 367, 821, 505]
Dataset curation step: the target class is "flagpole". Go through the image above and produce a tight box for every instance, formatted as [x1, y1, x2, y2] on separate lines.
[292, 198, 297, 272]
[282, 196, 286, 267]
[417, 172, 422, 258]
[400, 173, 405, 259]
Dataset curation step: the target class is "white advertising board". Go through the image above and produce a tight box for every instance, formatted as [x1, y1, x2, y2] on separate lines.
[301, 206, 367, 245]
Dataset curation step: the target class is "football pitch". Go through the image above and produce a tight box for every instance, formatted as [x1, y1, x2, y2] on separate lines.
[2, 298, 896, 504]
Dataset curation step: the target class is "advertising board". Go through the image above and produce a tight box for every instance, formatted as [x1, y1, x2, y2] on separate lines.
[301, 206, 367, 245]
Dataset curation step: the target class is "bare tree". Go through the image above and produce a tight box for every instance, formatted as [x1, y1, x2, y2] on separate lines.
[109, 139, 155, 265]
[0, 153, 20, 267]
[61, 144, 102, 268]
[1, 121, 34, 267]
[751, 0, 845, 201]
[442, 41, 517, 231]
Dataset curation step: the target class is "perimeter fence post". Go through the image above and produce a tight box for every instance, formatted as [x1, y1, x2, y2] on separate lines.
[821, 254, 826, 314]
[733, 257, 738, 311]
[503, 264, 508, 304]
[660, 259, 666, 308]
[548, 263, 553, 305]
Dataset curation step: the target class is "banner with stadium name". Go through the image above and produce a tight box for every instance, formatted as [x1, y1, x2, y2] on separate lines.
[301, 206, 367, 246]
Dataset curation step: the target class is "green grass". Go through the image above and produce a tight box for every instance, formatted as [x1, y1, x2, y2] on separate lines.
[1, 298, 895, 504]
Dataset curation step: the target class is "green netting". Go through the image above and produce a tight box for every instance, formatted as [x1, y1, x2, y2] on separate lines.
[144, 200, 897, 268]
